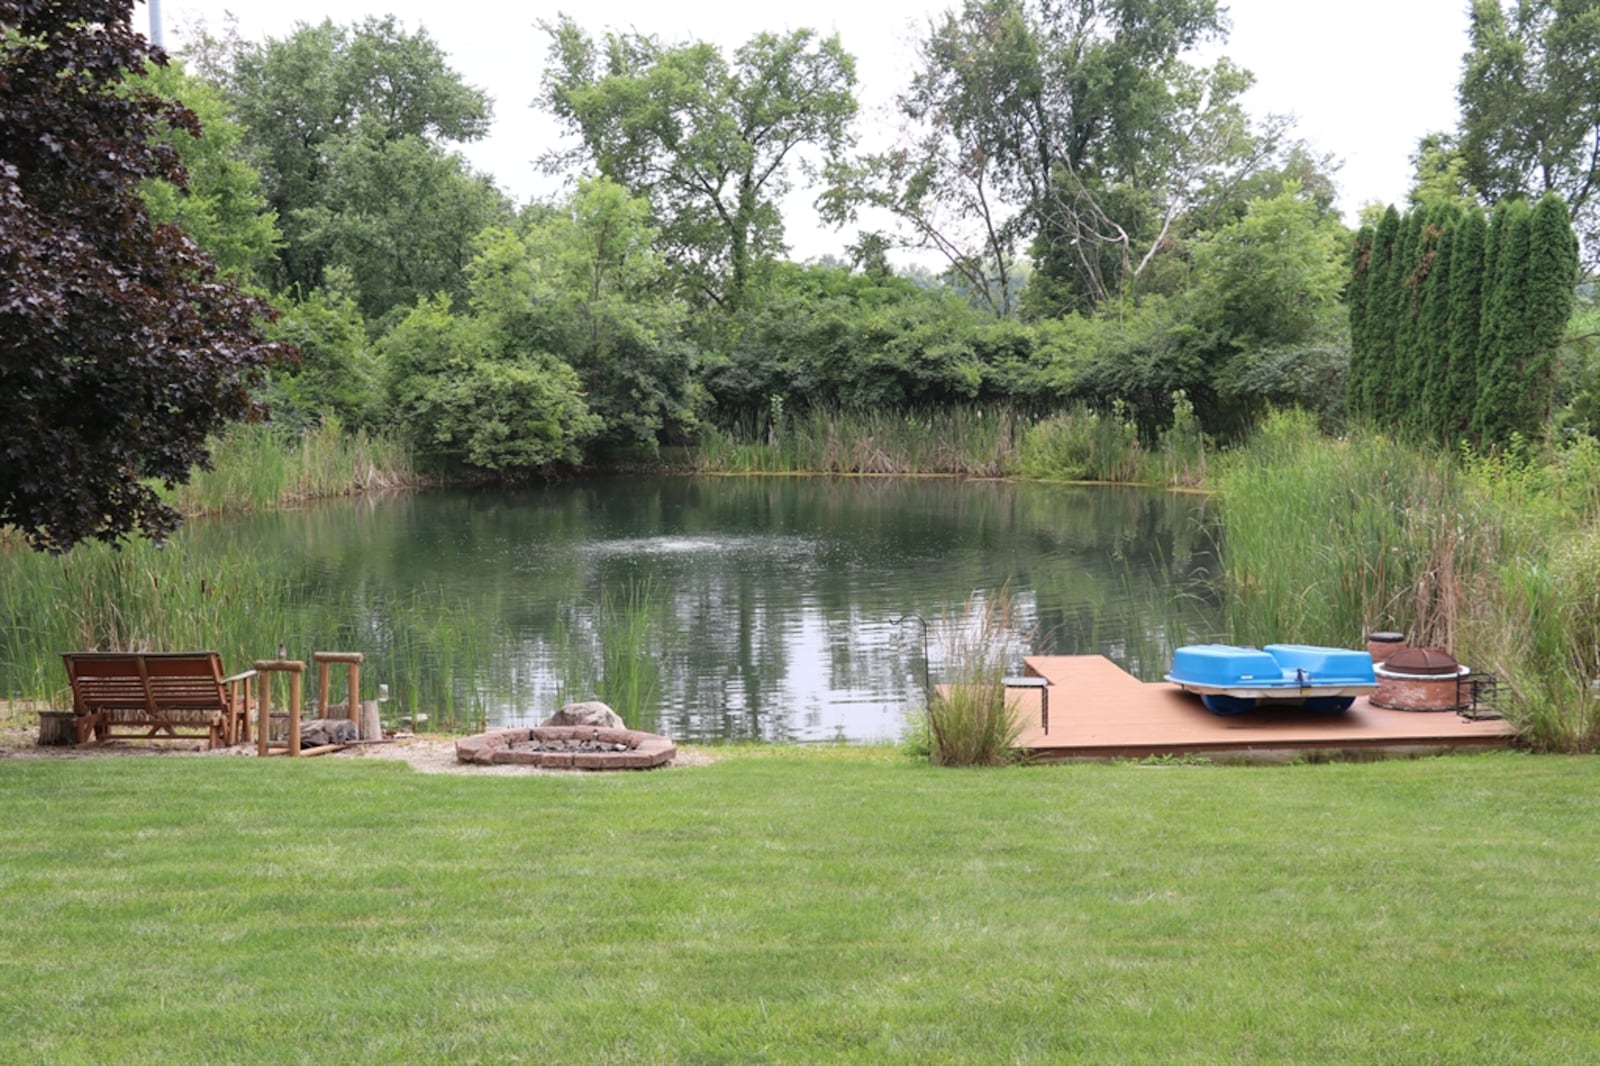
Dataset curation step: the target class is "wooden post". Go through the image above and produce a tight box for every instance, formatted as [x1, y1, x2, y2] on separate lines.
[289, 668, 302, 756]
[253, 659, 306, 756]
[255, 664, 270, 757]
[313, 651, 365, 727]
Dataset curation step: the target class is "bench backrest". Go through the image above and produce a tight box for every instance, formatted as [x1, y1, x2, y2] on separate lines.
[143, 653, 228, 711]
[62, 653, 152, 715]
[63, 651, 230, 714]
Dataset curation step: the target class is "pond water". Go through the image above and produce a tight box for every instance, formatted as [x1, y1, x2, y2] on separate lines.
[178, 477, 1222, 743]
[10, 478, 1224, 743]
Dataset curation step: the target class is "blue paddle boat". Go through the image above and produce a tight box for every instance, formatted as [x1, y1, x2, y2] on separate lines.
[1166, 644, 1378, 716]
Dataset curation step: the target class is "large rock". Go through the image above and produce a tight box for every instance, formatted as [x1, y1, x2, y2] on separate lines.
[541, 701, 625, 729]
[300, 717, 358, 746]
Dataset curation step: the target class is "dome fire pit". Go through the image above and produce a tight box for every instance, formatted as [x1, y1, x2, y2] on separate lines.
[1371, 647, 1471, 712]
[454, 726, 675, 770]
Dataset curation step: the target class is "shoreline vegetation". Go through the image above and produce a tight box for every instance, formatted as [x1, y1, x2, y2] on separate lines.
[4, 404, 1600, 751]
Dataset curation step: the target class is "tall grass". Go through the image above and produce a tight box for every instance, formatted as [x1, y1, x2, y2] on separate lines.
[1218, 409, 1600, 751]
[1151, 389, 1209, 488]
[169, 420, 417, 517]
[1018, 402, 1144, 482]
[0, 422, 417, 552]
[0, 533, 500, 734]
[694, 401, 1207, 488]
[696, 405, 1023, 476]
[1216, 409, 1477, 651]
[552, 578, 666, 729]
[920, 588, 1029, 766]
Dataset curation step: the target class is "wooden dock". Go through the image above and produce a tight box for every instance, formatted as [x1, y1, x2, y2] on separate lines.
[1011, 656, 1516, 761]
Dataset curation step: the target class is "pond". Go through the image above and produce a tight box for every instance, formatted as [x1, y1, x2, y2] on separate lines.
[9, 478, 1225, 743]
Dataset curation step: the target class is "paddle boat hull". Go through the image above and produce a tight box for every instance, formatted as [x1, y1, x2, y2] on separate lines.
[1165, 643, 1378, 716]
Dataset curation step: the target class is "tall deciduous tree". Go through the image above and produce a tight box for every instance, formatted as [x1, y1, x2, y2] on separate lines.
[540, 16, 858, 313]
[206, 17, 508, 316]
[828, 0, 1284, 317]
[1, 0, 289, 551]
[135, 60, 280, 281]
[471, 178, 699, 455]
[1458, 0, 1600, 266]
[380, 295, 601, 472]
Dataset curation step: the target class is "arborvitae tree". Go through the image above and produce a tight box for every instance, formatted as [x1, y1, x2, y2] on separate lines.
[1473, 203, 1507, 442]
[1520, 191, 1580, 425]
[1382, 209, 1424, 426]
[1476, 199, 1535, 445]
[1353, 206, 1402, 421]
[1418, 205, 1457, 440]
[1354, 193, 1575, 449]
[1444, 209, 1487, 442]
[1347, 225, 1374, 415]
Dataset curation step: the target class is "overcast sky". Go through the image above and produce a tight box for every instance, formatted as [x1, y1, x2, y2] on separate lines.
[158, 0, 1472, 260]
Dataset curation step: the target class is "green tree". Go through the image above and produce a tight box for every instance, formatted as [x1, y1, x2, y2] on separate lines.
[1, 0, 288, 550]
[264, 276, 381, 429]
[294, 128, 510, 320]
[206, 17, 507, 315]
[1347, 225, 1375, 416]
[1444, 208, 1487, 442]
[541, 18, 858, 313]
[831, 0, 1287, 317]
[1406, 132, 1477, 212]
[1189, 186, 1348, 352]
[471, 178, 700, 456]
[1183, 184, 1350, 433]
[1458, 0, 1600, 266]
[135, 61, 280, 280]
[1388, 209, 1426, 427]
[1418, 205, 1459, 440]
[702, 262, 1002, 422]
[380, 295, 600, 471]
[1351, 206, 1401, 421]
[1496, 192, 1580, 439]
[1475, 200, 1529, 443]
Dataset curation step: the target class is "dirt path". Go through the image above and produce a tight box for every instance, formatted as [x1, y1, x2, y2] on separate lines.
[0, 714, 712, 774]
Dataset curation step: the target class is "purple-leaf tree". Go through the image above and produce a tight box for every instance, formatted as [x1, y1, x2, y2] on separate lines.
[1, 0, 291, 551]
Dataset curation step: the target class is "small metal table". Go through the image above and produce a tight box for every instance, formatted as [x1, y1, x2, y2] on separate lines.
[1003, 675, 1051, 734]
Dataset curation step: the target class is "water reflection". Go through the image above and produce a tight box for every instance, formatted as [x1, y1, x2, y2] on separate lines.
[9, 477, 1225, 742]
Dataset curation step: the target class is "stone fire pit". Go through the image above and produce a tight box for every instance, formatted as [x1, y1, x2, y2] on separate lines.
[454, 726, 675, 770]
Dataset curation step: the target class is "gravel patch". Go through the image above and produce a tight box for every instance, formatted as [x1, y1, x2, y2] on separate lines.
[1, 717, 714, 774]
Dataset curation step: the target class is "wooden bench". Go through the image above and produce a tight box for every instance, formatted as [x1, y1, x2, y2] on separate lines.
[61, 652, 256, 749]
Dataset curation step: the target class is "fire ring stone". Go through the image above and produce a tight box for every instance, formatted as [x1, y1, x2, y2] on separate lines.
[454, 726, 676, 770]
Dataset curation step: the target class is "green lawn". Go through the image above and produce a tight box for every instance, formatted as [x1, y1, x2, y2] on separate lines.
[2, 748, 1597, 1063]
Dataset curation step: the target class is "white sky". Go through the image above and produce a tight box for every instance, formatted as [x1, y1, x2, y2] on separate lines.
[157, 0, 1471, 260]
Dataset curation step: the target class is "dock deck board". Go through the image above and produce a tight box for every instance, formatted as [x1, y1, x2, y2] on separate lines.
[1011, 655, 1516, 760]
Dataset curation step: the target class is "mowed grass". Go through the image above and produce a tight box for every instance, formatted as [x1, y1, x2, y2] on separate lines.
[2, 749, 1597, 1063]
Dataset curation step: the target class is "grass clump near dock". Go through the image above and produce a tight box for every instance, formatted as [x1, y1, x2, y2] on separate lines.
[920, 590, 1028, 766]
[1, 749, 1597, 1063]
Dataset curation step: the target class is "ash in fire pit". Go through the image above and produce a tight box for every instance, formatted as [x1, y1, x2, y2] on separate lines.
[454, 725, 675, 770]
